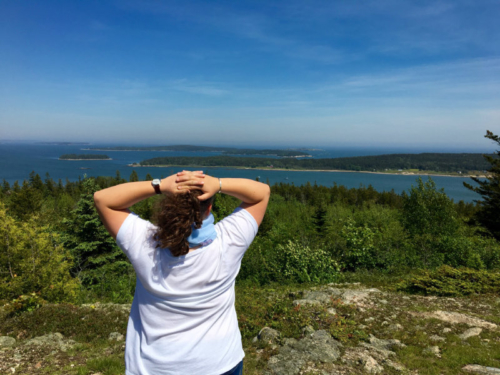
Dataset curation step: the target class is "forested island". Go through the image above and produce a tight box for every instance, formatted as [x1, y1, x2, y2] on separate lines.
[59, 154, 111, 160]
[136, 152, 493, 175]
[87, 145, 311, 157]
[40, 142, 90, 145]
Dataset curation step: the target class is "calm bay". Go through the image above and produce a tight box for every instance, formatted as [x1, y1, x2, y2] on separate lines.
[0, 143, 481, 202]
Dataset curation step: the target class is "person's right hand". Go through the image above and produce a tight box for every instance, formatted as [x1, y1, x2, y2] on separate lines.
[196, 175, 220, 201]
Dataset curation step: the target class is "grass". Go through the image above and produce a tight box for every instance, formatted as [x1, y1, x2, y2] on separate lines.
[1, 276, 500, 374]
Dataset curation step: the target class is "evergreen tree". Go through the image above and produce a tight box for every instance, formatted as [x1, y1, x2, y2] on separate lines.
[62, 178, 130, 287]
[2, 180, 10, 194]
[8, 180, 43, 220]
[115, 170, 123, 183]
[312, 205, 328, 234]
[464, 131, 500, 240]
[130, 170, 139, 182]
[145, 173, 153, 181]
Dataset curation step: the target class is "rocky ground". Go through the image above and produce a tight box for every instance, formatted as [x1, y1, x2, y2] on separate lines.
[1, 284, 499, 374]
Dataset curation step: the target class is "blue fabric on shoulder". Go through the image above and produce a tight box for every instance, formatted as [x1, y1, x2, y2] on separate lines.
[187, 213, 217, 247]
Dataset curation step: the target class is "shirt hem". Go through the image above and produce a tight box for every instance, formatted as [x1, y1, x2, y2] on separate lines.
[124, 354, 245, 375]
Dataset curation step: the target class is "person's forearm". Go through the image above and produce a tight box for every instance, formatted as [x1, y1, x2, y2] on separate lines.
[94, 181, 157, 211]
[217, 178, 270, 203]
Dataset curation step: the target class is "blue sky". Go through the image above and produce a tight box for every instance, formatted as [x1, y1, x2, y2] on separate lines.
[1, 0, 499, 150]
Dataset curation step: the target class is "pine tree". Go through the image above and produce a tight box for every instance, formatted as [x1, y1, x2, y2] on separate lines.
[129, 170, 139, 182]
[464, 131, 500, 240]
[62, 178, 130, 287]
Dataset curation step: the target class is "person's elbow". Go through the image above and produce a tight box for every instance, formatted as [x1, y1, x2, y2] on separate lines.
[264, 184, 271, 198]
[262, 183, 271, 201]
[93, 191, 103, 209]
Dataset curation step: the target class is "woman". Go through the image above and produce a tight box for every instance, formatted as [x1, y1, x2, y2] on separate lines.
[94, 171, 270, 375]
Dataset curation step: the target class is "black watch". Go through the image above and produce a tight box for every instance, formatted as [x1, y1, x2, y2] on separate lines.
[152, 179, 161, 194]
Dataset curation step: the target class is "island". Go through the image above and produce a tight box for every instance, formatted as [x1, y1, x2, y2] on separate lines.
[59, 154, 111, 160]
[134, 153, 494, 176]
[40, 142, 90, 145]
[86, 145, 311, 158]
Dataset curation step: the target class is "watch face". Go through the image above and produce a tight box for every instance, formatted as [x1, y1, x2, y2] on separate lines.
[152, 179, 161, 185]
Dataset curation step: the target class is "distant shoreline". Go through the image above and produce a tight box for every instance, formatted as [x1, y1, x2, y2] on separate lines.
[127, 163, 487, 178]
[60, 158, 113, 161]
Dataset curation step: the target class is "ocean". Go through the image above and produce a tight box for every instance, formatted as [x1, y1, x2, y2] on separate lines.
[0, 143, 482, 202]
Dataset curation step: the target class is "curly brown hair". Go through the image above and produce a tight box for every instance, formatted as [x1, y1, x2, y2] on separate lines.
[153, 190, 215, 257]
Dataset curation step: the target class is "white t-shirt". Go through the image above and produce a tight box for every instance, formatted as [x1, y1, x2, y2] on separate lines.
[116, 207, 258, 375]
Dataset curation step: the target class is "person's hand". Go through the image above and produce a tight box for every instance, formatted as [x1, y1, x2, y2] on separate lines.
[158, 171, 203, 194]
[172, 170, 206, 193]
[196, 175, 220, 201]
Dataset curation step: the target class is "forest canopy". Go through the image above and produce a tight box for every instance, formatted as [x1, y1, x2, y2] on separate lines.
[59, 154, 111, 160]
[138, 153, 493, 173]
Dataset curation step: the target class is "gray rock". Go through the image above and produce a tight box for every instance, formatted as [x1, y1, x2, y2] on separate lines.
[459, 327, 483, 340]
[423, 346, 441, 357]
[266, 330, 342, 375]
[108, 332, 124, 341]
[388, 324, 404, 331]
[302, 325, 315, 336]
[359, 343, 396, 359]
[292, 299, 321, 307]
[342, 288, 381, 305]
[326, 308, 337, 315]
[24, 333, 75, 352]
[342, 347, 385, 374]
[379, 299, 388, 304]
[443, 328, 452, 333]
[364, 355, 384, 374]
[302, 291, 332, 304]
[0, 336, 16, 348]
[365, 317, 375, 323]
[462, 364, 500, 374]
[369, 334, 406, 351]
[258, 327, 280, 344]
[429, 335, 446, 342]
[411, 311, 497, 330]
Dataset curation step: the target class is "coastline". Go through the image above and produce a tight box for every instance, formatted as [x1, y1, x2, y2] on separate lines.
[127, 164, 488, 178]
[60, 158, 113, 161]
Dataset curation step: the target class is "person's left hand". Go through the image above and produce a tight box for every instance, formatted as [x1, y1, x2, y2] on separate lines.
[173, 170, 206, 192]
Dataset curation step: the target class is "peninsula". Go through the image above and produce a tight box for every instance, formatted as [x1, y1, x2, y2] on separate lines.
[86, 145, 312, 158]
[59, 154, 111, 160]
[134, 153, 493, 176]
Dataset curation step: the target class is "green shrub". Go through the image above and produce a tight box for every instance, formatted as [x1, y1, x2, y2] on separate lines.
[4, 293, 47, 316]
[396, 265, 500, 296]
[436, 236, 485, 269]
[401, 178, 459, 238]
[340, 219, 377, 270]
[276, 240, 340, 283]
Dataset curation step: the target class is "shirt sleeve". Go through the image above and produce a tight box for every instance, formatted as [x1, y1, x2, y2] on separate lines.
[116, 213, 157, 263]
[215, 207, 258, 270]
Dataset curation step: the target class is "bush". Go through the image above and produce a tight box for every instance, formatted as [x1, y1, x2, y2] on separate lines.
[0, 203, 80, 303]
[339, 219, 377, 271]
[396, 265, 500, 296]
[401, 178, 458, 238]
[4, 293, 47, 316]
[275, 240, 340, 283]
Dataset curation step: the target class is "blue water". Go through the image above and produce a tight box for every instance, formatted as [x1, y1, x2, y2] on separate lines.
[0, 143, 482, 202]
